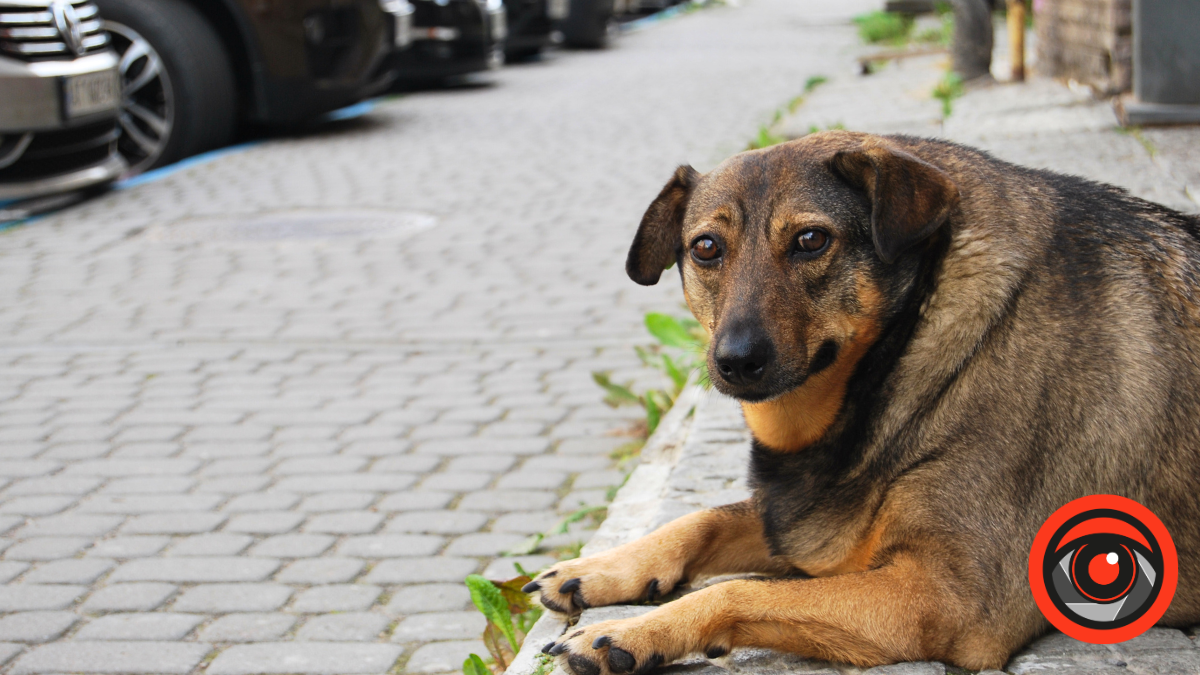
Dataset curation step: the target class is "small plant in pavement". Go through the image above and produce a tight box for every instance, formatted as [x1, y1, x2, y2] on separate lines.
[932, 72, 964, 117]
[853, 10, 914, 46]
[463, 572, 543, 674]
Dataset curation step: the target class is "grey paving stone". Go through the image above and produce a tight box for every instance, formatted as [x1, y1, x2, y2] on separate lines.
[297, 492, 377, 512]
[0, 585, 87, 611]
[3, 537, 92, 561]
[101, 476, 196, 494]
[335, 534, 444, 558]
[417, 439, 550, 456]
[458, 490, 558, 513]
[384, 510, 490, 535]
[295, 613, 391, 641]
[274, 558, 365, 584]
[304, 511, 384, 534]
[198, 613, 296, 642]
[446, 455, 516, 473]
[495, 471, 568, 490]
[22, 559, 114, 584]
[481, 555, 556, 580]
[74, 613, 203, 640]
[391, 611, 486, 642]
[572, 470, 627, 489]
[0, 495, 79, 516]
[206, 642, 403, 675]
[172, 583, 293, 612]
[1, 476, 102, 496]
[79, 582, 177, 612]
[62, 459, 200, 477]
[15, 514, 123, 537]
[490, 511, 560, 534]
[166, 533, 254, 556]
[0, 560, 30, 582]
[223, 495, 301, 516]
[405, 640, 487, 674]
[86, 536, 170, 558]
[275, 456, 367, 474]
[558, 489, 608, 512]
[109, 557, 280, 583]
[385, 584, 471, 614]
[225, 511, 307, 534]
[250, 534, 335, 558]
[370, 455, 440, 473]
[365, 557, 478, 584]
[10, 640, 211, 674]
[0, 516, 23, 535]
[377, 491, 455, 511]
[291, 584, 382, 612]
[1124, 650, 1200, 674]
[122, 513, 227, 534]
[554, 438, 627, 457]
[275, 474, 416, 493]
[196, 475, 272, 494]
[0, 642, 23, 667]
[0, 612, 78, 643]
[420, 472, 493, 491]
[445, 533, 527, 556]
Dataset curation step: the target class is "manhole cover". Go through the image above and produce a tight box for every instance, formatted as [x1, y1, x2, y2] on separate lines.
[143, 209, 437, 243]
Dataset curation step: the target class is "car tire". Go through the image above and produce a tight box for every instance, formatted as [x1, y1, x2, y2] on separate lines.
[96, 0, 237, 174]
[561, 0, 615, 49]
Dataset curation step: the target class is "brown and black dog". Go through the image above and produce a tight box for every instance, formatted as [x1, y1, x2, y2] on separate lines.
[523, 131, 1200, 671]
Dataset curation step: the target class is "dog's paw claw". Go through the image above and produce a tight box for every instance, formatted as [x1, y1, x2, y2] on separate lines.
[559, 578, 582, 594]
[542, 642, 555, 655]
[568, 654, 601, 675]
[523, 581, 541, 593]
[607, 647, 636, 673]
[549, 642, 568, 656]
[592, 636, 610, 649]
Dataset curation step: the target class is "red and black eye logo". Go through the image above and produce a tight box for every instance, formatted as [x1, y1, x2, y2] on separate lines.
[1029, 495, 1176, 643]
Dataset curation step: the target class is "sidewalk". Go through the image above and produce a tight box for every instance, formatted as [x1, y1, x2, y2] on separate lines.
[508, 32, 1200, 675]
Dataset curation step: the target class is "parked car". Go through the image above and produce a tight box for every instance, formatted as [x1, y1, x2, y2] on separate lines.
[92, 0, 415, 174]
[501, 0, 562, 59]
[390, 0, 504, 84]
[0, 0, 125, 201]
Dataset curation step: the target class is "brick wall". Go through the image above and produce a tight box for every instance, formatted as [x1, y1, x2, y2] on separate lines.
[1035, 0, 1132, 93]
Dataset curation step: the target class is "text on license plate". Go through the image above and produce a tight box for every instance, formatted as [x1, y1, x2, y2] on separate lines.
[65, 70, 120, 119]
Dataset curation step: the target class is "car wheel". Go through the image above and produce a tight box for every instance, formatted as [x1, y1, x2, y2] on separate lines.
[561, 0, 615, 49]
[96, 0, 236, 174]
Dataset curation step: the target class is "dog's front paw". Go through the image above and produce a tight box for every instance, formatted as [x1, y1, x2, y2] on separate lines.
[541, 617, 695, 675]
[521, 554, 679, 614]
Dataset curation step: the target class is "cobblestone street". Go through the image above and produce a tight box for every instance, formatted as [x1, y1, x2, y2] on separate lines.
[0, 1, 872, 673]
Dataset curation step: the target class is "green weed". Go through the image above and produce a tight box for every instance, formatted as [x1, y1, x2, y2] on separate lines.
[747, 124, 788, 150]
[853, 11, 914, 45]
[932, 72, 964, 117]
[1117, 126, 1158, 158]
[464, 574, 544, 674]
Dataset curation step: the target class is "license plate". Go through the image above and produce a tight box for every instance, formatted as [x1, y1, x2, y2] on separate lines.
[548, 0, 568, 20]
[64, 70, 119, 119]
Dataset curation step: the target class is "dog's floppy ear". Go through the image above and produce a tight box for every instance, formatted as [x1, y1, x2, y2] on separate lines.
[829, 145, 959, 264]
[626, 165, 699, 285]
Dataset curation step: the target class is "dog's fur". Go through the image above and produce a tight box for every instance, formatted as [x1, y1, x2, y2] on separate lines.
[528, 131, 1200, 671]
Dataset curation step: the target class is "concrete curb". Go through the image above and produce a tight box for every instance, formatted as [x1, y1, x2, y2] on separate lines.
[504, 385, 704, 675]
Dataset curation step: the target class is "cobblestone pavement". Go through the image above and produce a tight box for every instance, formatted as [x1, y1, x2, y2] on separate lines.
[0, 1, 879, 673]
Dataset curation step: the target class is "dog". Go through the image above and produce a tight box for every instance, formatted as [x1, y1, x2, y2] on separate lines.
[522, 131, 1200, 672]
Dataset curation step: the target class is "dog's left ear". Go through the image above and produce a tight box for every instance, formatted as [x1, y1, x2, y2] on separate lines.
[829, 145, 959, 264]
[626, 165, 699, 286]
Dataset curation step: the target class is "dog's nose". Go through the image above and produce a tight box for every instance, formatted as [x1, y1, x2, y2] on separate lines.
[713, 324, 773, 386]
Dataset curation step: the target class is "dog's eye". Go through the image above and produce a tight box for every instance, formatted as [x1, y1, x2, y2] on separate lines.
[691, 236, 721, 262]
[794, 229, 830, 255]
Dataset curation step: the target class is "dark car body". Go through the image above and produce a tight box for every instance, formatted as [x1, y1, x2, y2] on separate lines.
[186, 0, 406, 125]
[502, 0, 558, 58]
[390, 0, 501, 82]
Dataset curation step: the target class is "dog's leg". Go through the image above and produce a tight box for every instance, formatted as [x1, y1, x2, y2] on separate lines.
[544, 555, 993, 673]
[527, 501, 789, 613]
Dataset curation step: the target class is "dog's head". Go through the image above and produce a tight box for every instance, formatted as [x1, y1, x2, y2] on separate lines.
[627, 132, 959, 410]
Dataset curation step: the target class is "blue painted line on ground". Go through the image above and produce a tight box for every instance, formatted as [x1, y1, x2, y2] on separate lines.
[321, 98, 377, 122]
[114, 141, 261, 190]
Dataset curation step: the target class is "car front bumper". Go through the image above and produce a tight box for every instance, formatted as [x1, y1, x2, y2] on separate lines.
[0, 149, 125, 201]
[0, 51, 121, 132]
